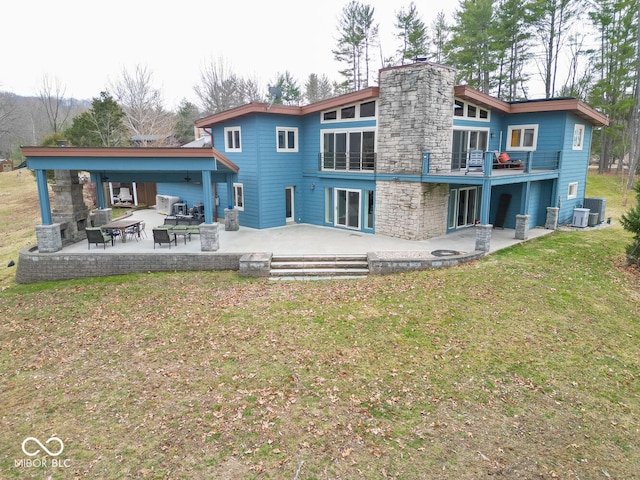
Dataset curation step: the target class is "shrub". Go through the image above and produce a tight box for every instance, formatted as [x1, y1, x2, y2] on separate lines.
[620, 181, 640, 264]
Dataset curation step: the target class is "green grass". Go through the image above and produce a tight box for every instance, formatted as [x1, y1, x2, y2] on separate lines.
[0, 171, 639, 478]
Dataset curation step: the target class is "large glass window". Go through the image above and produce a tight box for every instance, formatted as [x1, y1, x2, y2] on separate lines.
[451, 129, 488, 169]
[322, 130, 375, 171]
[448, 187, 479, 229]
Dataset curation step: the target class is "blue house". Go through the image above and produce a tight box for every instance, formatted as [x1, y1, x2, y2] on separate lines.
[158, 61, 606, 245]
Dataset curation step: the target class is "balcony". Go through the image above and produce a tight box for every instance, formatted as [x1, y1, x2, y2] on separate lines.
[425, 150, 561, 176]
[319, 152, 377, 173]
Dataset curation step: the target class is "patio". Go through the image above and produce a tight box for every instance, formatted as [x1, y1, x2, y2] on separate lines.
[59, 206, 554, 256]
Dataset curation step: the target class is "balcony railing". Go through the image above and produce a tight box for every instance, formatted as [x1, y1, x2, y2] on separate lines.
[319, 152, 376, 172]
[449, 150, 561, 173]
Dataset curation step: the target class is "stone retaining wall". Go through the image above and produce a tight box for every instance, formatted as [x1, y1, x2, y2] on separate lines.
[16, 247, 242, 284]
[368, 250, 486, 275]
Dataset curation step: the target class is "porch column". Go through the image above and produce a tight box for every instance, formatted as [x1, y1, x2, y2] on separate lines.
[515, 214, 530, 240]
[92, 172, 107, 209]
[479, 179, 492, 224]
[475, 223, 493, 252]
[35, 169, 52, 225]
[202, 170, 214, 224]
[545, 207, 559, 230]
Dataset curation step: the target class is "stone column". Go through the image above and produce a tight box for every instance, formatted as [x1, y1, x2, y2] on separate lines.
[51, 170, 90, 242]
[224, 208, 239, 231]
[475, 224, 493, 252]
[199, 223, 219, 251]
[545, 207, 559, 230]
[515, 214, 530, 240]
[36, 224, 63, 253]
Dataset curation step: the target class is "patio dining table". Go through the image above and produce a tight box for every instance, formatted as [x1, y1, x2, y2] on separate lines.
[101, 218, 142, 243]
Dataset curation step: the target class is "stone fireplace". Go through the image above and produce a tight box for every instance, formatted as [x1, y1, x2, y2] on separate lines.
[51, 170, 90, 243]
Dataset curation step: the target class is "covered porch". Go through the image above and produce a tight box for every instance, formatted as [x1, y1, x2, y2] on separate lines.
[21, 146, 239, 253]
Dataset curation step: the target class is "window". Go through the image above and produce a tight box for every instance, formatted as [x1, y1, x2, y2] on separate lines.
[321, 101, 377, 122]
[322, 130, 376, 171]
[454, 100, 464, 116]
[467, 104, 477, 118]
[567, 182, 578, 199]
[360, 101, 376, 117]
[507, 124, 538, 150]
[451, 129, 489, 169]
[341, 106, 356, 119]
[448, 187, 479, 229]
[224, 127, 241, 152]
[573, 124, 585, 150]
[324, 187, 333, 223]
[233, 183, 244, 210]
[323, 110, 337, 121]
[276, 127, 298, 152]
[364, 190, 374, 229]
[453, 99, 489, 121]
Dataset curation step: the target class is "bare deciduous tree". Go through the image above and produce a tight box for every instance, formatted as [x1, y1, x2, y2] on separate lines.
[110, 64, 175, 146]
[37, 75, 73, 133]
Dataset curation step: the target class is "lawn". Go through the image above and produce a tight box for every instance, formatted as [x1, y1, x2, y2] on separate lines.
[0, 170, 639, 479]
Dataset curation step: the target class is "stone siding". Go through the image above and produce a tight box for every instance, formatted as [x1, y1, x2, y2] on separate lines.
[375, 181, 449, 240]
[377, 62, 456, 175]
[375, 62, 455, 240]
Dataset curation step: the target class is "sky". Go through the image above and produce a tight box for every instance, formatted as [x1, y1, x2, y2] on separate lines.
[1, 0, 459, 110]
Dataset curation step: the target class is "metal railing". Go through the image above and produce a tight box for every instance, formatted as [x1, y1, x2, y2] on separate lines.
[319, 152, 376, 172]
[448, 150, 561, 173]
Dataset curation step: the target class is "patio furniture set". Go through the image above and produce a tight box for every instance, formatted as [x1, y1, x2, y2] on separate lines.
[86, 217, 201, 250]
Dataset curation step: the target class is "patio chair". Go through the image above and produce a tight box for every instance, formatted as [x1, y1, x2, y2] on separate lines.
[152, 228, 177, 249]
[86, 227, 114, 249]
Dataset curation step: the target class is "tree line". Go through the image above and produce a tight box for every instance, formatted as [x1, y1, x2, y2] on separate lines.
[0, 0, 638, 188]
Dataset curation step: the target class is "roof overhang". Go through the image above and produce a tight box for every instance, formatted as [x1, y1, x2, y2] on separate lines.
[454, 85, 609, 126]
[195, 87, 380, 128]
[21, 146, 239, 184]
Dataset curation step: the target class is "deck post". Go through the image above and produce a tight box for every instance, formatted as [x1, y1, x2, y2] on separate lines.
[475, 223, 493, 252]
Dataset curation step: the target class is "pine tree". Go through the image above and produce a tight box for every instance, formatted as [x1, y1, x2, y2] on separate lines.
[620, 181, 640, 264]
[333, 1, 378, 91]
[445, 0, 497, 94]
[64, 91, 127, 147]
[395, 2, 429, 64]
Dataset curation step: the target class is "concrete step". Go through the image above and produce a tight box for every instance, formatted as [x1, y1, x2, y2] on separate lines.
[270, 254, 369, 278]
[270, 267, 370, 277]
[271, 260, 368, 269]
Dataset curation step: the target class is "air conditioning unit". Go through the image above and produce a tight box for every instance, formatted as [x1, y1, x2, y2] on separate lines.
[156, 195, 180, 215]
[583, 197, 606, 224]
[573, 208, 590, 228]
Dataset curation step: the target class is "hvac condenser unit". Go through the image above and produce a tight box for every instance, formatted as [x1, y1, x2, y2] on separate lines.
[573, 208, 590, 228]
[583, 197, 606, 224]
[156, 195, 180, 215]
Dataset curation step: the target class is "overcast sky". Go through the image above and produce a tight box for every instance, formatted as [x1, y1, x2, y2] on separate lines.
[1, 0, 459, 110]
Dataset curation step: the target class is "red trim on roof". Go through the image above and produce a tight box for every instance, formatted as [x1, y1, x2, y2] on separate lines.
[454, 85, 609, 126]
[195, 87, 379, 128]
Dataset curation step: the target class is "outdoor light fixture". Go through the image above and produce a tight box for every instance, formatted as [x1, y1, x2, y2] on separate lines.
[310, 183, 315, 190]
[184, 171, 192, 182]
